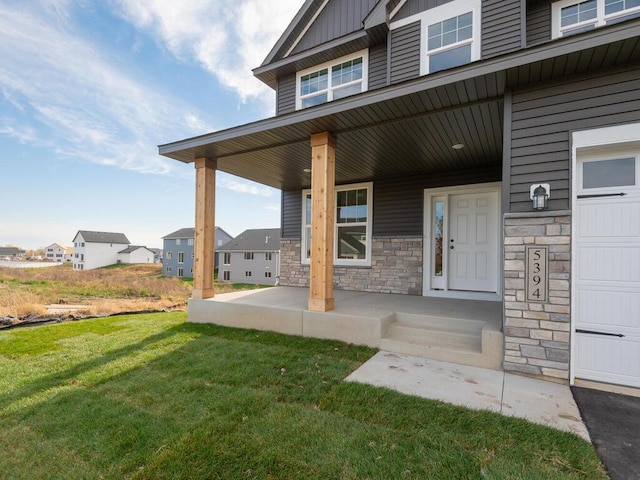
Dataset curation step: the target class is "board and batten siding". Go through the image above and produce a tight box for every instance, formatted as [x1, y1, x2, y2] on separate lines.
[393, 0, 453, 21]
[276, 74, 296, 116]
[292, 0, 378, 55]
[508, 66, 640, 212]
[526, 0, 551, 46]
[280, 167, 501, 239]
[481, 0, 523, 58]
[390, 21, 421, 84]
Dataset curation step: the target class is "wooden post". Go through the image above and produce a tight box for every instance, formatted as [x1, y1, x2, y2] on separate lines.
[193, 157, 216, 299]
[308, 133, 336, 312]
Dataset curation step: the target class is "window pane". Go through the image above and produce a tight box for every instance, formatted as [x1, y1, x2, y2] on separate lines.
[305, 194, 311, 225]
[605, 0, 640, 14]
[337, 225, 367, 260]
[305, 226, 311, 259]
[428, 12, 473, 51]
[561, 0, 597, 26]
[337, 188, 367, 223]
[605, 9, 640, 23]
[562, 23, 596, 35]
[333, 83, 361, 100]
[433, 201, 444, 277]
[583, 158, 636, 188]
[300, 69, 328, 96]
[429, 44, 471, 73]
[331, 58, 362, 87]
[301, 93, 328, 109]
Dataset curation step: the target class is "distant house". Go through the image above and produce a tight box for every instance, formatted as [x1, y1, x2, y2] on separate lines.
[0, 247, 25, 260]
[72, 230, 131, 271]
[117, 246, 155, 265]
[44, 243, 72, 263]
[218, 228, 280, 285]
[162, 227, 233, 278]
[149, 248, 163, 264]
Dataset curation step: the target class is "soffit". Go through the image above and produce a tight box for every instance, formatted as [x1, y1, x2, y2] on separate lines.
[161, 22, 640, 191]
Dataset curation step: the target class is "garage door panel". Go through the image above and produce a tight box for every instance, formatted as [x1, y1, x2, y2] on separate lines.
[575, 334, 640, 386]
[577, 288, 640, 330]
[578, 200, 640, 238]
[577, 246, 640, 282]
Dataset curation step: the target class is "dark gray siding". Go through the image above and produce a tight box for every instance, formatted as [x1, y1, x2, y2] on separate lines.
[526, 0, 551, 46]
[276, 74, 296, 116]
[282, 190, 302, 238]
[389, 21, 421, 84]
[482, 0, 522, 58]
[280, 167, 502, 238]
[368, 43, 388, 90]
[394, 0, 453, 21]
[292, 0, 378, 55]
[509, 66, 640, 212]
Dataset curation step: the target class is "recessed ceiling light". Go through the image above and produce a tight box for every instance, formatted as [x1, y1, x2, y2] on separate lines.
[303, 168, 312, 173]
[452, 143, 465, 150]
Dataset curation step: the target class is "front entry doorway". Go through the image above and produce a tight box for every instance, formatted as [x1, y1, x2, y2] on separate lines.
[423, 183, 500, 300]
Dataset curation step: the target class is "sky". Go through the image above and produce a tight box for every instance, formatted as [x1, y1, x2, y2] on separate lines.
[0, 0, 305, 250]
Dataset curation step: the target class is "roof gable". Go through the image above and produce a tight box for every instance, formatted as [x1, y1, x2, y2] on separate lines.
[219, 228, 281, 252]
[74, 230, 130, 245]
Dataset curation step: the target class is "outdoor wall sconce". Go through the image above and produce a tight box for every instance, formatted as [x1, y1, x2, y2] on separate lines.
[530, 183, 550, 211]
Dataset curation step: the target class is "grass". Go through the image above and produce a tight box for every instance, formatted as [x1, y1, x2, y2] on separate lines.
[0, 312, 605, 479]
[0, 263, 268, 319]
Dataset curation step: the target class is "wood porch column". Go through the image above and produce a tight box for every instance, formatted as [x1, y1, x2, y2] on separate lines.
[193, 157, 216, 299]
[308, 133, 336, 312]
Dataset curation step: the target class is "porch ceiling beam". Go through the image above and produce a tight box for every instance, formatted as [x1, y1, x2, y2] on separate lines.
[308, 132, 336, 312]
[193, 157, 216, 300]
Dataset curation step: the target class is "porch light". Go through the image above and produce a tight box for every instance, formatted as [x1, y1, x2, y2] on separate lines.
[452, 143, 465, 150]
[530, 184, 550, 211]
[303, 168, 312, 173]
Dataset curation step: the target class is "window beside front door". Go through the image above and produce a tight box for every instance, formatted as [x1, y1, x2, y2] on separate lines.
[296, 50, 368, 110]
[302, 182, 372, 266]
[552, 0, 640, 37]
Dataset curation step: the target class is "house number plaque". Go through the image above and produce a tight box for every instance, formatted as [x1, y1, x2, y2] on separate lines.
[526, 246, 548, 303]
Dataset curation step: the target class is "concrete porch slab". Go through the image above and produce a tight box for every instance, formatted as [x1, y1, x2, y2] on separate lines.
[346, 351, 590, 440]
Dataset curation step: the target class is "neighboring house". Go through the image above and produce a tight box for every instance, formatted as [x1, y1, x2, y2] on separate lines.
[44, 243, 72, 263]
[0, 247, 25, 259]
[218, 228, 281, 285]
[160, 0, 640, 390]
[149, 248, 163, 263]
[72, 230, 130, 270]
[162, 227, 233, 278]
[117, 246, 155, 265]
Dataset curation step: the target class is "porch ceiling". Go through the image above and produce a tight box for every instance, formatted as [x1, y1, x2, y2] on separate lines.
[159, 21, 640, 191]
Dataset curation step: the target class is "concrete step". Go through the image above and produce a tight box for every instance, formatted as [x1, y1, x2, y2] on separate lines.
[381, 313, 504, 370]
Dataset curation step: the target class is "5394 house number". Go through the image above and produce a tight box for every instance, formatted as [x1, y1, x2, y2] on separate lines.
[526, 246, 548, 303]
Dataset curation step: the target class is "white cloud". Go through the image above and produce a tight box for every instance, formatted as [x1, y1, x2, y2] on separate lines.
[112, 0, 304, 108]
[218, 173, 276, 197]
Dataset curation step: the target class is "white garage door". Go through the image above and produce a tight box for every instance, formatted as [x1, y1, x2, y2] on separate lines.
[574, 154, 640, 388]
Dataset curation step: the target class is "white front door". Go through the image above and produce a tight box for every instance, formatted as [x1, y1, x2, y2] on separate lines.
[424, 184, 500, 297]
[574, 152, 640, 388]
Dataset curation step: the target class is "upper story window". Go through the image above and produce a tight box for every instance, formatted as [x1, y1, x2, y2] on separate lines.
[302, 182, 372, 267]
[296, 50, 368, 110]
[553, 0, 640, 38]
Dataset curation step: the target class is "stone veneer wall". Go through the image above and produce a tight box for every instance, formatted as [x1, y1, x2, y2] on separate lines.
[279, 237, 423, 295]
[503, 211, 572, 381]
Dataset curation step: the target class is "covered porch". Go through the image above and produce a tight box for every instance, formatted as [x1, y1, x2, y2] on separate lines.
[188, 286, 504, 370]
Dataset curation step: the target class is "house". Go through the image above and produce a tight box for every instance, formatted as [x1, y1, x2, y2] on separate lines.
[72, 230, 131, 270]
[162, 227, 233, 278]
[117, 246, 155, 265]
[218, 228, 281, 285]
[44, 243, 72, 263]
[0, 247, 25, 259]
[160, 0, 640, 391]
[149, 248, 163, 264]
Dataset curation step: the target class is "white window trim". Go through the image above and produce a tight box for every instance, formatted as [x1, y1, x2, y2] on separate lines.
[301, 181, 373, 267]
[390, 0, 481, 76]
[295, 49, 369, 110]
[552, 0, 640, 38]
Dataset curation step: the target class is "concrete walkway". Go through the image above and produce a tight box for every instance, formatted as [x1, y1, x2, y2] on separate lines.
[346, 351, 590, 441]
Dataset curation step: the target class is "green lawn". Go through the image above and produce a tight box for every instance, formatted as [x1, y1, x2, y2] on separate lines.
[0, 313, 605, 479]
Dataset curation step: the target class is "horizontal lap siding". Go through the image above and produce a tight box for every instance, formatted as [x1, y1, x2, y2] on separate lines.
[394, 0, 453, 20]
[526, 0, 551, 46]
[276, 75, 296, 115]
[509, 67, 640, 212]
[281, 190, 302, 238]
[369, 43, 388, 90]
[482, 0, 522, 58]
[292, 0, 378, 54]
[390, 21, 421, 84]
